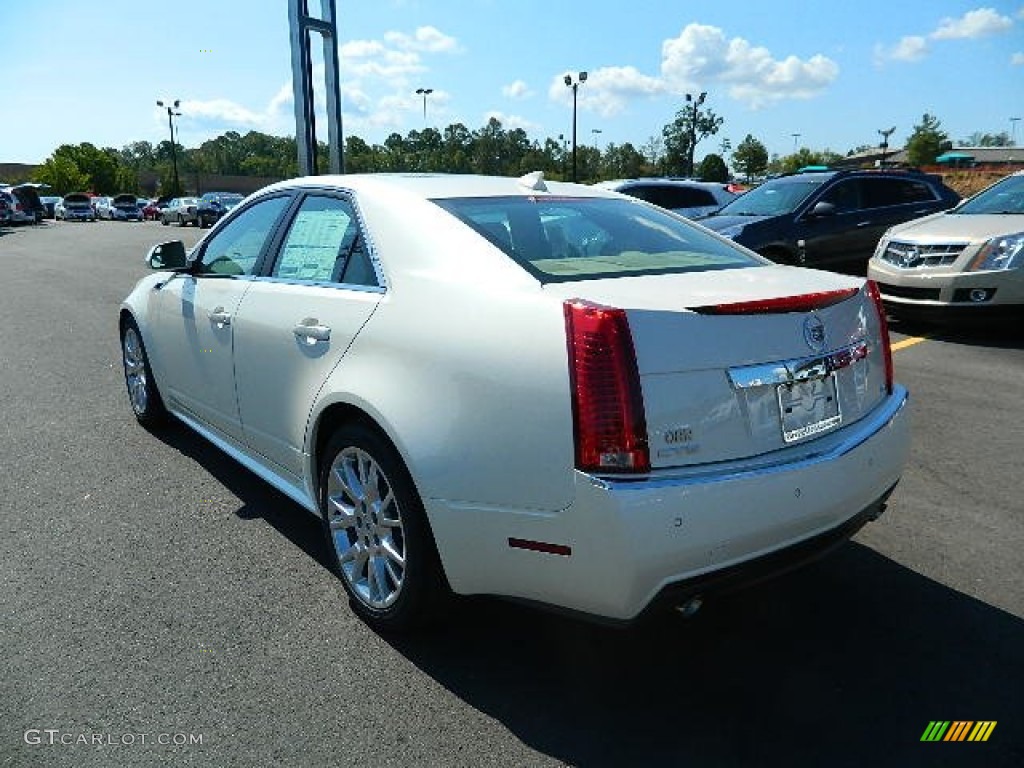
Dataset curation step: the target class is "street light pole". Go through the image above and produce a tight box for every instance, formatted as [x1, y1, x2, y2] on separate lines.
[564, 71, 587, 182]
[878, 126, 896, 167]
[685, 91, 706, 177]
[415, 87, 433, 124]
[156, 99, 181, 196]
[1011, 117, 1021, 146]
[791, 133, 801, 153]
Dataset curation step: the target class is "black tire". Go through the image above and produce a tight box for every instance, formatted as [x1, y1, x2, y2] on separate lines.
[161, 216, 168, 226]
[120, 318, 167, 427]
[319, 424, 448, 632]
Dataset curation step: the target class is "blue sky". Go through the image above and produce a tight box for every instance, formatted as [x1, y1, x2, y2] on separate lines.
[2, 1, 1022, 165]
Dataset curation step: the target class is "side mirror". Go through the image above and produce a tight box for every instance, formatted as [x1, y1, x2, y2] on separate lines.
[808, 201, 836, 218]
[146, 240, 189, 270]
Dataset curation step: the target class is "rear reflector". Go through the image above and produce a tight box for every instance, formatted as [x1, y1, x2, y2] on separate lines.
[508, 538, 572, 557]
[693, 288, 859, 315]
[866, 280, 894, 394]
[564, 300, 650, 474]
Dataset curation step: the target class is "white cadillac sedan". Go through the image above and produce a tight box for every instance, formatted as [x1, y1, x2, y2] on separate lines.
[120, 172, 910, 631]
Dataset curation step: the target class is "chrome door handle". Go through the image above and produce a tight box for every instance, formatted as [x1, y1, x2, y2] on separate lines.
[293, 319, 331, 343]
[209, 308, 232, 327]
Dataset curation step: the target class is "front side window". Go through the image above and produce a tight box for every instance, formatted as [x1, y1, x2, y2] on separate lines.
[434, 196, 762, 283]
[270, 195, 377, 286]
[819, 180, 863, 212]
[196, 195, 290, 276]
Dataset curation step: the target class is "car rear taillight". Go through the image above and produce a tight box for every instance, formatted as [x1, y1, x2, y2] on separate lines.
[564, 300, 649, 474]
[866, 280, 894, 395]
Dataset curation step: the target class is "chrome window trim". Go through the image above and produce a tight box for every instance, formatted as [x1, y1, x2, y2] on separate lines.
[247, 275, 387, 294]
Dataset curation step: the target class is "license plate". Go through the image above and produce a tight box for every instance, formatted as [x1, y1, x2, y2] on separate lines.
[777, 373, 842, 443]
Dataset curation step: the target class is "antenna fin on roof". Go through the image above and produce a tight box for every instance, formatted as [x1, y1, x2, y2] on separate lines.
[518, 171, 548, 192]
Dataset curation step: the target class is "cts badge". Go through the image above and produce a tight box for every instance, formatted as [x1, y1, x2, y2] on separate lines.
[803, 314, 826, 352]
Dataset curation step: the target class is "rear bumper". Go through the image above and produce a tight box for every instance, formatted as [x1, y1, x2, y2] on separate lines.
[428, 386, 910, 622]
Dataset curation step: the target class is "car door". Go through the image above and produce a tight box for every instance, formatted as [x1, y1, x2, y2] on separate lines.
[232, 192, 384, 478]
[798, 178, 877, 266]
[147, 194, 292, 442]
[859, 176, 942, 239]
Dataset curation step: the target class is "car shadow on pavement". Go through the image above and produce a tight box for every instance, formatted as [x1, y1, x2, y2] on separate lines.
[150, 420, 336, 573]
[151, 421, 1023, 766]
[381, 544, 1023, 768]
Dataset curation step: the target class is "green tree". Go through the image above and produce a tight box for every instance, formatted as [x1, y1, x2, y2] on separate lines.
[771, 147, 843, 175]
[662, 98, 724, 176]
[732, 135, 769, 181]
[48, 143, 119, 193]
[34, 154, 90, 194]
[906, 113, 951, 166]
[961, 131, 1011, 147]
[697, 153, 729, 182]
[602, 142, 647, 179]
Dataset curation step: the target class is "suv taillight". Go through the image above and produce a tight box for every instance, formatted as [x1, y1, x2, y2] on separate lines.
[866, 281, 893, 394]
[564, 300, 649, 474]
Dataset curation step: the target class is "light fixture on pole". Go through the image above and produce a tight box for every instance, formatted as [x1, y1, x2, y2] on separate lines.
[1011, 117, 1021, 146]
[878, 126, 896, 167]
[415, 87, 433, 124]
[685, 91, 707, 177]
[791, 133, 801, 153]
[564, 71, 587, 182]
[156, 99, 182, 196]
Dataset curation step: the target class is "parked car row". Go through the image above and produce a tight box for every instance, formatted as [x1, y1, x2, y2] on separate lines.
[2, 191, 246, 227]
[0, 184, 46, 224]
[159, 192, 244, 228]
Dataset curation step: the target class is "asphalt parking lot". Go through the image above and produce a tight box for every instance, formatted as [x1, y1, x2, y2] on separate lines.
[1, 219, 1021, 768]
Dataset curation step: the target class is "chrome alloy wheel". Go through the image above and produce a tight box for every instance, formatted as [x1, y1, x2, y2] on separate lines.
[122, 326, 149, 415]
[326, 447, 407, 610]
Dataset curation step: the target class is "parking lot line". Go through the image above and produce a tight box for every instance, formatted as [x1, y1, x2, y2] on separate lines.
[891, 335, 929, 352]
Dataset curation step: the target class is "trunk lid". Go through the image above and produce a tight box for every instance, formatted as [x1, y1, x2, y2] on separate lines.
[546, 265, 890, 469]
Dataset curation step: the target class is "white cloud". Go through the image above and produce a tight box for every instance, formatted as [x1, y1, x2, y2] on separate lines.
[483, 111, 540, 133]
[1012, 52, 1024, 65]
[384, 26, 460, 53]
[547, 67, 665, 117]
[877, 8, 1015, 65]
[931, 8, 1013, 40]
[176, 99, 267, 128]
[502, 80, 532, 99]
[660, 24, 838, 109]
[875, 35, 929, 64]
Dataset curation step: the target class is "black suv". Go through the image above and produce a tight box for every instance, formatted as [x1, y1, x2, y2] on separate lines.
[702, 169, 960, 269]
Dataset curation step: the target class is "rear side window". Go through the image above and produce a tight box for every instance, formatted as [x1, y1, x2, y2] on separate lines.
[625, 185, 717, 209]
[433, 196, 761, 283]
[860, 178, 936, 208]
[271, 195, 377, 286]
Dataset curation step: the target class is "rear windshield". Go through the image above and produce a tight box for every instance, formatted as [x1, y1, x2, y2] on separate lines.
[433, 196, 761, 283]
[716, 178, 827, 216]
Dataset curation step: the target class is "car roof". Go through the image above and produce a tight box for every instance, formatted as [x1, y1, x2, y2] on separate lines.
[260, 172, 622, 202]
[597, 178, 727, 189]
